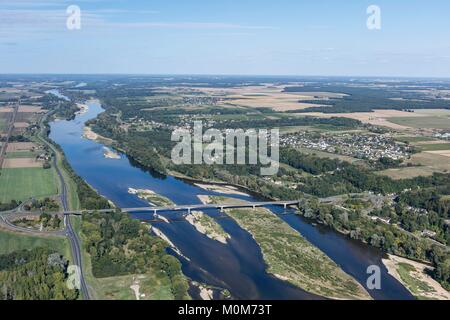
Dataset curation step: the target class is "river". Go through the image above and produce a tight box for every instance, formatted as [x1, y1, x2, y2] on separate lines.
[48, 97, 414, 300]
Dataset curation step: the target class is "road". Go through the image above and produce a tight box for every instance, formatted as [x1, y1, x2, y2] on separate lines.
[30, 200, 302, 216]
[38, 116, 91, 300]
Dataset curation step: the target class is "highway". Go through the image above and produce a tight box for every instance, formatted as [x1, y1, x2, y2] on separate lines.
[0, 105, 91, 299]
[40, 122, 91, 300]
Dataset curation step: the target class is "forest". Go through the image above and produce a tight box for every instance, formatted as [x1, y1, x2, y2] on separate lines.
[82, 211, 190, 300]
[0, 248, 78, 300]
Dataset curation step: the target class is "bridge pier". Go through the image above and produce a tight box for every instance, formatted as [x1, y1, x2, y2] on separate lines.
[220, 206, 224, 213]
[283, 203, 287, 209]
[187, 207, 191, 214]
[252, 205, 256, 210]
[153, 209, 158, 215]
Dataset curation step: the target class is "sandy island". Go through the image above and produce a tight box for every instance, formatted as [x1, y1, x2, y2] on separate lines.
[75, 103, 89, 116]
[128, 187, 174, 207]
[194, 183, 249, 196]
[82, 126, 113, 144]
[185, 211, 230, 244]
[103, 146, 121, 159]
[382, 254, 450, 300]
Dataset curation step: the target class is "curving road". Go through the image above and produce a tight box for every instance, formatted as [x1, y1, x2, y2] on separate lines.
[0, 103, 91, 299]
[43, 128, 91, 300]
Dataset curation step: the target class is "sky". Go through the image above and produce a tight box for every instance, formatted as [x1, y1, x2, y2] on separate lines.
[0, 0, 449, 77]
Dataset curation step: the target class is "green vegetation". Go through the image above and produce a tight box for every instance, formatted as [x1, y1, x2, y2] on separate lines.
[23, 197, 60, 212]
[387, 117, 450, 129]
[418, 143, 450, 151]
[187, 211, 230, 243]
[0, 200, 19, 211]
[82, 211, 190, 300]
[0, 247, 78, 300]
[94, 274, 175, 300]
[13, 213, 62, 232]
[61, 157, 110, 210]
[395, 136, 437, 143]
[134, 189, 174, 207]
[5, 151, 39, 158]
[0, 117, 6, 132]
[396, 262, 435, 299]
[209, 196, 370, 299]
[0, 167, 58, 203]
[0, 229, 70, 257]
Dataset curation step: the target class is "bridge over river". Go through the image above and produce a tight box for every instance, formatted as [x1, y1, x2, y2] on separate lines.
[14, 200, 302, 216]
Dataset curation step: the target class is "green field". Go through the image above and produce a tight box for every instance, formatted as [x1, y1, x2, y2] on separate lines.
[0, 117, 6, 132]
[5, 151, 39, 158]
[0, 167, 58, 202]
[387, 116, 450, 129]
[0, 229, 69, 258]
[419, 143, 450, 151]
[394, 136, 437, 143]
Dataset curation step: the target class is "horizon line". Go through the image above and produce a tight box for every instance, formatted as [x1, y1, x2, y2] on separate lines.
[1, 73, 450, 80]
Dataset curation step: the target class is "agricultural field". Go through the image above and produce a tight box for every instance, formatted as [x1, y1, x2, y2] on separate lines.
[5, 151, 39, 158]
[2, 158, 43, 168]
[377, 151, 450, 179]
[0, 117, 6, 132]
[192, 84, 346, 112]
[0, 228, 69, 257]
[419, 143, 450, 151]
[387, 116, 450, 129]
[0, 167, 58, 202]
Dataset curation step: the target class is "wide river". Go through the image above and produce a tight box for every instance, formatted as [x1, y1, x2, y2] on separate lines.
[49, 97, 414, 300]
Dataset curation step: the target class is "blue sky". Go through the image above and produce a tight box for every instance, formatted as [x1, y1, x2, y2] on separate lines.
[0, 0, 449, 77]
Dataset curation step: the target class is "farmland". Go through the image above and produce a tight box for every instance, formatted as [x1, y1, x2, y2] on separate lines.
[0, 116, 6, 132]
[0, 167, 58, 202]
[0, 228, 69, 257]
[387, 116, 450, 129]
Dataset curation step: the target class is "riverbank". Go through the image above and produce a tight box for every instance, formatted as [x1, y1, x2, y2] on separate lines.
[75, 103, 89, 116]
[150, 226, 190, 262]
[202, 195, 371, 300]
[83, 126, 114, 144]
[382, 254, 450, 300]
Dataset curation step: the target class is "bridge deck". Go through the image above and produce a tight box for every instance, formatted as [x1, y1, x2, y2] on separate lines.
[3, 201, 301, 216]
[47, 200, 301, 215]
